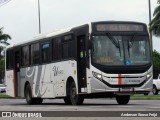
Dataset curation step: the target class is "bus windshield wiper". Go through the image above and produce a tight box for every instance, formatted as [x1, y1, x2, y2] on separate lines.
[106, 32, 120, 48]
[127, 32, 137, 57]
[128, 32, 137, 48]
[106, 32, 121, 56]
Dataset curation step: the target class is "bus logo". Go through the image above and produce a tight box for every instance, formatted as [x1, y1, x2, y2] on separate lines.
[52, 66, 64, 76]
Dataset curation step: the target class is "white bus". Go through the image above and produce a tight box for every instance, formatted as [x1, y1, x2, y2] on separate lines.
[5, 21, 152, 105]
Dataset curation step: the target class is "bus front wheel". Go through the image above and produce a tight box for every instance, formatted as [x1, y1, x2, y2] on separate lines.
[69, 82, 84, 105]
[64, 96, 72, 105]
[116, 95, 130, 105]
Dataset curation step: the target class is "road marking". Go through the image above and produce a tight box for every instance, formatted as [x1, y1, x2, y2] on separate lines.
[149, 107, 160, 109]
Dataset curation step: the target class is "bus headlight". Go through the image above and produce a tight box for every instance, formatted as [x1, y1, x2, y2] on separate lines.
[92, 71, 103, 81]
[147, 72, 152, 80]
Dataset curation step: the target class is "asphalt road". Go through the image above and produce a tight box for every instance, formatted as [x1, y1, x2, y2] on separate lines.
[0, 98, 160, 120]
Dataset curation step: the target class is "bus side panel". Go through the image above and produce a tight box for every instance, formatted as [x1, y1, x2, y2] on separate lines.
[39, 64, 54, 98]
[63, 60, 78, 94]
[6, 70, 15, 97]
[20, 65, 54, 98]
[50, 60, 77, 97]
[51, 61, 65, 97]
[20, 67, 34, 97]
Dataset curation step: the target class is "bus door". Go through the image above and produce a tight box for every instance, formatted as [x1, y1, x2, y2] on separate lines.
[14, 50, 20, 97]
[74, 25, 89, 93]
[77, 35, 87, 90]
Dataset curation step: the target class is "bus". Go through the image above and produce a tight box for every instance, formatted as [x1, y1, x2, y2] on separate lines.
[5, 21, 152, 105]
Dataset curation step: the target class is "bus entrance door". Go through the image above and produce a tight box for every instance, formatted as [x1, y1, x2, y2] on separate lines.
[77, 35, 87, 92]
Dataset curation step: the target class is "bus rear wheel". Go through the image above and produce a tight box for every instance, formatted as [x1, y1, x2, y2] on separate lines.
[25, 84, 43, 105]
[116, 95, 130, 105]
[69, 82, 84, 105]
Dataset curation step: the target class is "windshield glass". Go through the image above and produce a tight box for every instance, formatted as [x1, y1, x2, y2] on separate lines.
[92, 35, 150, 66]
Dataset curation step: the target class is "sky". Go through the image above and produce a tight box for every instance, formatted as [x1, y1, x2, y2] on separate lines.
[0, 0, 159, 51]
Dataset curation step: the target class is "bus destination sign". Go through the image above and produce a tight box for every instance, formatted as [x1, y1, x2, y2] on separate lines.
[96, 24, 144, 32]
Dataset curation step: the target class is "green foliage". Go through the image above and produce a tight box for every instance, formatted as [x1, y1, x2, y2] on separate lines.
[0, 93, 12, 98]
[153, 50, 160, 78]
[0, 27, 11, 83]
[0, 58, 4, 71]
[0, 27, 11, 46]
[149, 0, 160, 37]
[0, 58, 5, 83]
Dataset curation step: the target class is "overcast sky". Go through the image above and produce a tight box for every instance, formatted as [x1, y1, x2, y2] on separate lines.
[0, 0, 159, 51]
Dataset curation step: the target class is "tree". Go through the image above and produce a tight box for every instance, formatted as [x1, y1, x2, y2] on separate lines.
[0, 27, 11, 46]
[149, 0, 160, 36]
[0, 58, 5, 84]
[0, 27, 11, 83]
[0, 27, 11, 58]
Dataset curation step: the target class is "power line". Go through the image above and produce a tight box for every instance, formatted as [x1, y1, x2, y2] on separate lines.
[0, 0, 11, 7]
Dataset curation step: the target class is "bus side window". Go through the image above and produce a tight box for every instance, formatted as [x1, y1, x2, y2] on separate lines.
[52, 38, 62, 61]
[6, 50, 14, 69]
[41, 43, 50, 63]
[21, 45, 29, 66]
[62, 35, 74, 59]
[31, 43, 40, 65]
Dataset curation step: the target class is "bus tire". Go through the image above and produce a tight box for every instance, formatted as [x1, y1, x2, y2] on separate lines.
[34, 98, 43, 104]
[116, 95, 130, 105]
[70, 82, 84, 105]
[25, 84, 34, 105]
[153, 85, 159, 95]
[25, 84, 43, 105]
[64, 96, 72, 105]
[144, 93, 149, 96]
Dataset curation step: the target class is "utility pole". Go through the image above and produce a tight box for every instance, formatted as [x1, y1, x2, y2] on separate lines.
[38, 0, 41, 34]
[148, 0, 153, 49]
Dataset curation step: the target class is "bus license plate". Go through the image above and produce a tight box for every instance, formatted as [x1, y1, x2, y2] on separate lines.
[121, 88, 132, 92]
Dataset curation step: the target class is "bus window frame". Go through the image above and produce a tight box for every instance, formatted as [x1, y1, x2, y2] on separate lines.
[40, 41, 51, 64]
[21, 45, 30, 67]
[6, 48, 14, 70]
[51, 32, 75, 63]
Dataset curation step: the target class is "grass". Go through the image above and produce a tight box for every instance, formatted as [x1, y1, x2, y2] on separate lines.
[131, 94, 160, 99]
[0, 93, 12, 98]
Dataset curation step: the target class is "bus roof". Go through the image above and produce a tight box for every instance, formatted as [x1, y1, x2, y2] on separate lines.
[6, 21, 147, 50]
[6, 27, 72, 49]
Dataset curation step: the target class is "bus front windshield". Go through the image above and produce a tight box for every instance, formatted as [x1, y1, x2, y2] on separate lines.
[92, 34, 151, 66]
